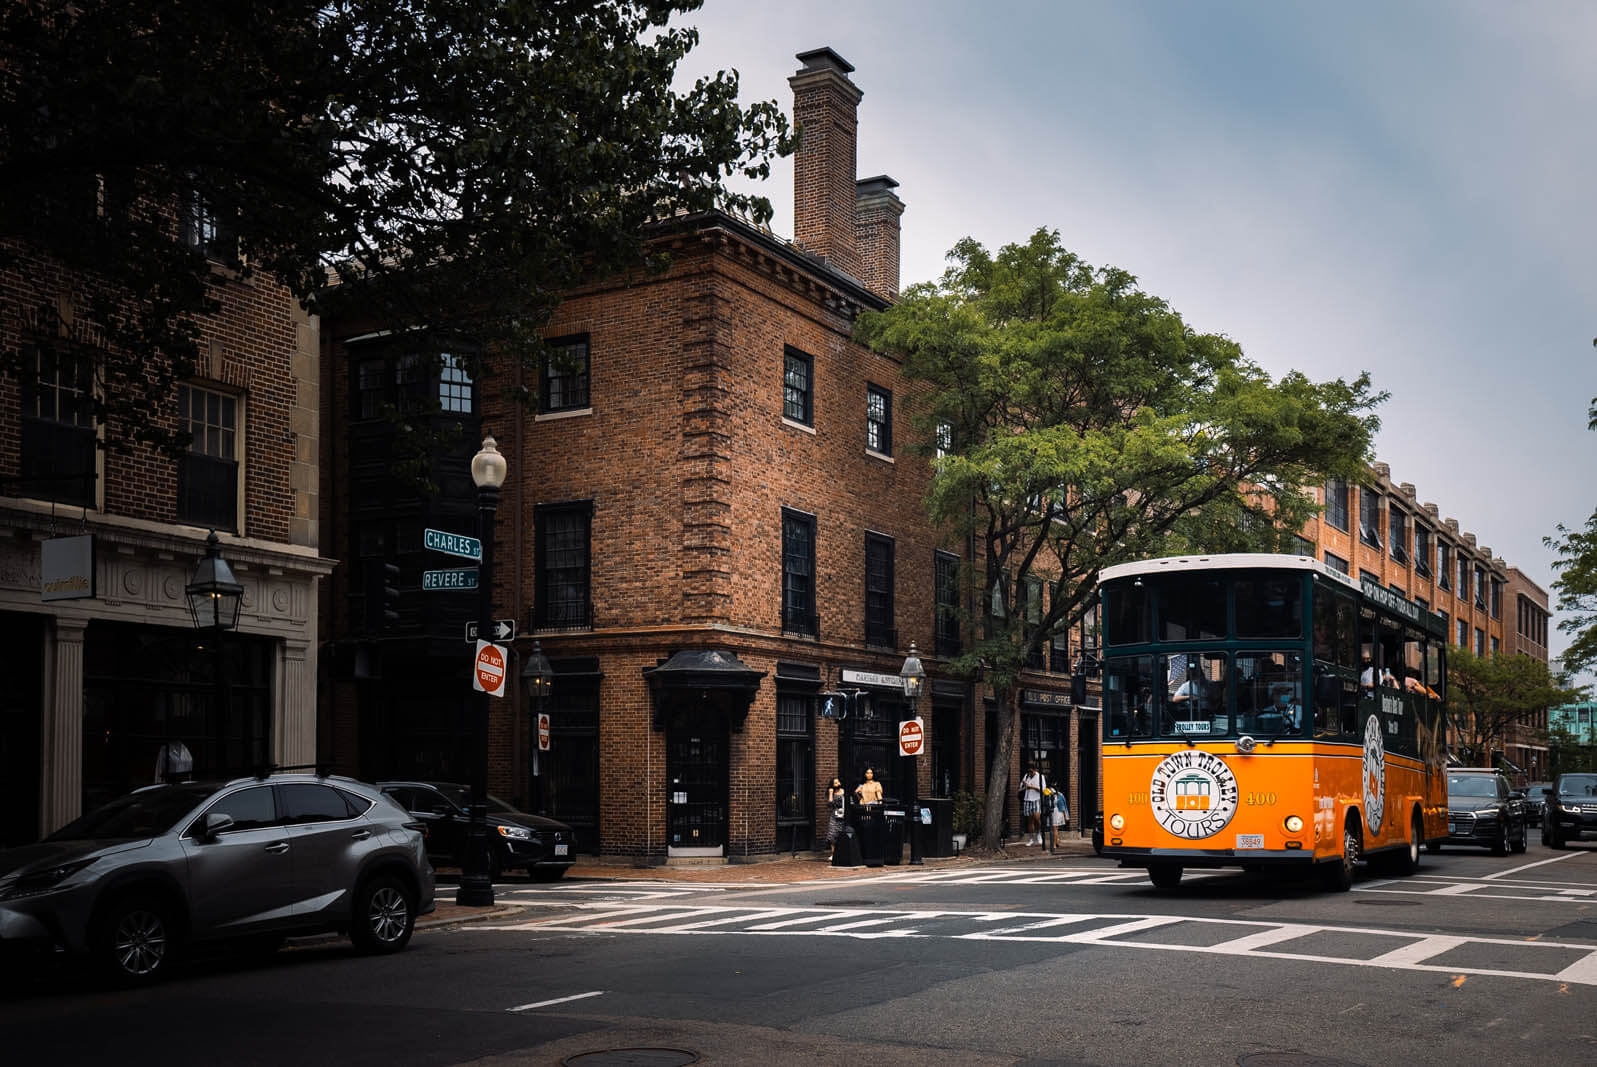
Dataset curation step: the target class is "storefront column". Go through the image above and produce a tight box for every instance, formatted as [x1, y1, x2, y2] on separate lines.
[42, 616, 88, 834]
[276, 638, 316, 768]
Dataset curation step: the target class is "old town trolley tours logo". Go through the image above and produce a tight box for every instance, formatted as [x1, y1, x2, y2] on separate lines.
[1363, 713, 1387, 834]
[1149, 751, 1240, 840]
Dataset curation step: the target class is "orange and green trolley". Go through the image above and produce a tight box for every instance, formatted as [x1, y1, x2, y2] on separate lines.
[1096, 553, 1448, 891]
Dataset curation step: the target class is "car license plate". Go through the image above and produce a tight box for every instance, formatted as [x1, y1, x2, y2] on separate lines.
[1236, 834, 1263, 850]
[554, 843, 568, 856]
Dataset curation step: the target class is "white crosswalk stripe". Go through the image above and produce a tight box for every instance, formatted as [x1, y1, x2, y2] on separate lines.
[471, 902, 1597, 986]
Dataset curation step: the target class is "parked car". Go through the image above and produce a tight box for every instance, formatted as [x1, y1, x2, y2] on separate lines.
[1541, 773, 1597, 849]
[1524, 782, 1552, 827]
[0, 773, 433, 984]
[378, 782, 574, 882]
[1442, 768, 1528, 855]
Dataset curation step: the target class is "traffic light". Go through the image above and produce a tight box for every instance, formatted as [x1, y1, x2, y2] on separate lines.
[365, 559, 400, 633]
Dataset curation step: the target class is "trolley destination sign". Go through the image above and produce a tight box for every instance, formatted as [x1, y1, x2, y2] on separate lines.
[424, 528, 482, 562]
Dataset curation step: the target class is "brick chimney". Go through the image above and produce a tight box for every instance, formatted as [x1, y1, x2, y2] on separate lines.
[790, 48, 863, 279]
[855, 176, 905, 300]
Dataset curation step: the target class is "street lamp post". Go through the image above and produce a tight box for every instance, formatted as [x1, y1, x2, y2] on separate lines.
[186, 530, 243, 775]
[900, 642, 925, 866]
[521, 640, 553, 813]
[459, 436, 507, 908]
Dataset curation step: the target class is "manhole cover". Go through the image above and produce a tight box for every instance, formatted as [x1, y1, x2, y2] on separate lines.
[827, 900, 878, 907]
[1355, 899, 1420, 906]
[562, 1049, 699, 1067]
[1238, 1055, 1367, 1067]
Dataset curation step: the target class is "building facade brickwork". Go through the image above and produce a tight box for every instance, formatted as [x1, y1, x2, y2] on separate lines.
[0, 235, 332, 844]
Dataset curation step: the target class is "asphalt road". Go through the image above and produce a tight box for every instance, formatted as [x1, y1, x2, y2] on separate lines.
[6, 842, 1597, 1066]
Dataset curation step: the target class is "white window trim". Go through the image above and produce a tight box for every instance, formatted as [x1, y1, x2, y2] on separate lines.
[781, 416, 816, 436]
[535, 407, 593, 423]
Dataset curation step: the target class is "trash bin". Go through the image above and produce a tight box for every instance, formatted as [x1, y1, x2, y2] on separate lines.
[831, 823, 863, 868]
[922, 797, 954, 858]
[857, 805, 886, 867]
[881, 803, 905, 865]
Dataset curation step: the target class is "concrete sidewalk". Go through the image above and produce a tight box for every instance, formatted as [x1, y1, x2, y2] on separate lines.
[420, 834, 1100, 929]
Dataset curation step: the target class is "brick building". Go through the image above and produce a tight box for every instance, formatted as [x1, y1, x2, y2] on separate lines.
[1298, 460, 1555, 776]
[0, 228, 331, 845]
[321, 48, 1097, 862]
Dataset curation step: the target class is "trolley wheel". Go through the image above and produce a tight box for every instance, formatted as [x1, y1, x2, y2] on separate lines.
[1385, 811, 1422, 876]
[1321, 814, 1360, 892]
[1148, 863, 1183, 890]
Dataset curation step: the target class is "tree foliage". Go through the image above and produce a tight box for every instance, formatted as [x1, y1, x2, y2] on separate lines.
[854, 228, 1385, 845]
[1547, 395, 1597, 678]
[1447, 647, 1580, 766]
[0, 0, 792, 453]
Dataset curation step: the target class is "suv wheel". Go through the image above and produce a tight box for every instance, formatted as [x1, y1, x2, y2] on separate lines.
[1544, 826, 1563, 850]
[97, 894, 178, 985]
[1491, 822, 1509, 856]
[350, 875, 416, 954]
[1511, 820, 1529, 855]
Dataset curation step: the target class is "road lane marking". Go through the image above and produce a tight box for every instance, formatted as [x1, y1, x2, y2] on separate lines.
[1367, 935, 1468, 966]
[482, 903, 1597, 986]
[507, 990, 605, 1013]
[1483, 851, 1586, 880]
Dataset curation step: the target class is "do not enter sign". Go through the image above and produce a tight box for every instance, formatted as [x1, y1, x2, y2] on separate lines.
[537, 712, 551, 751]
[473, 640, 507, 698]
[898, 717, 925, 757]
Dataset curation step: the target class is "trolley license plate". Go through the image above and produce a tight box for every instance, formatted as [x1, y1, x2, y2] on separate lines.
[1235, 834, 1264, 850]
[554, 844, 569, 856]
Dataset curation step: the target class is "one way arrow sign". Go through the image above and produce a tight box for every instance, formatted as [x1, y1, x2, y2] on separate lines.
[464, 620, 517, 642]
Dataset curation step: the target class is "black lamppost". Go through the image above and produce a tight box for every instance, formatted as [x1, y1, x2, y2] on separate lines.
[521, 640, 553, 813]
[900, 642, 926, 866]
[459, 436, 507, 907]
[186, 530, 243, 775]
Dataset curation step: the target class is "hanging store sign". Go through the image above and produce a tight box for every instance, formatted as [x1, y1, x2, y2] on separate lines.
[41, 534, 94, 601]
[840, 668, 902, 690]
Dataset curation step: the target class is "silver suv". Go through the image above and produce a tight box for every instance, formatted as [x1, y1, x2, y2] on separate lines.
[0, 773, 434, 983]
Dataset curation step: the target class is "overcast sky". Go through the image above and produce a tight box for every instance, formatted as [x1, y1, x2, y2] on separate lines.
[671, 1, 1596, 673]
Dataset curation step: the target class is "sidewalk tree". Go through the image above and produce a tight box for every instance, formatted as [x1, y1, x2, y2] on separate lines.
[855, 228, 1384, 847]
[1448, 647, 1580, 767]
[1547, 395, 1597, 678]
[0, 0, 792, 455]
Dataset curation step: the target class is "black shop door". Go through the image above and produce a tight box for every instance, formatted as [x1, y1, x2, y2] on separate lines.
[666, 729, 727, 850]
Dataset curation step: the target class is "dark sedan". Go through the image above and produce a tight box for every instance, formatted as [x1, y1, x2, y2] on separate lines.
[1542, 773, 1597, 849]
[378, 782, 574, 882]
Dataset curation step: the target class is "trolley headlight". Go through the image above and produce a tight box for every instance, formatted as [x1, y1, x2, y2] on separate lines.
[1284, 815, 1304, 833]
[1109, 813, 1125, 831]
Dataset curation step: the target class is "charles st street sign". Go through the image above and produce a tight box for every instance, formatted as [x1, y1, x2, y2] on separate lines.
[424, 528, 482, 562]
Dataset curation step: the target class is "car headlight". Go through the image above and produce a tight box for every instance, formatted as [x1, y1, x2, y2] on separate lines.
[1563, 803, 1582, 814]
[1284, 815, 1304, 833]
[1109, 814, 1125, 831]
[1, 858, 96, 901]
[496, 825, 533, 841]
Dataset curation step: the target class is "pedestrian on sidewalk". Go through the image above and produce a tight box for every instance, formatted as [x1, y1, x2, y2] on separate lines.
[1020, 763, 1045, 846]
[825, 777, 847, 858]
[1048, 787, 1069, 849]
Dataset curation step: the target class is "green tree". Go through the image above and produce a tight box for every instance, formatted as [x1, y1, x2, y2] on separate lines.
[1447, 647, 1581, 767]
[1547, 394, 1597, 677]
[0, 0, 792, 454]
[854, 228, 1384, 847]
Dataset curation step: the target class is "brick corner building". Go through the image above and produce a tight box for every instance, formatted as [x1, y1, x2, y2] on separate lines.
[0, 226, 332, 844]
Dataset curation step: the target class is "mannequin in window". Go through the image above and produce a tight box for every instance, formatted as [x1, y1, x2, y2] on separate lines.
[854, 767, 883, 806]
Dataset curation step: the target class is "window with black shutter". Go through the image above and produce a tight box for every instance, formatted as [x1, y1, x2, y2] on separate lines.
[865, 533, 895, 648]
[19, 347, 96, 507]
[782, 509, 817, 636]
[177, 384, 239, 531]
[535, 502, 592, 629]
[934, 551, 960, 656]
